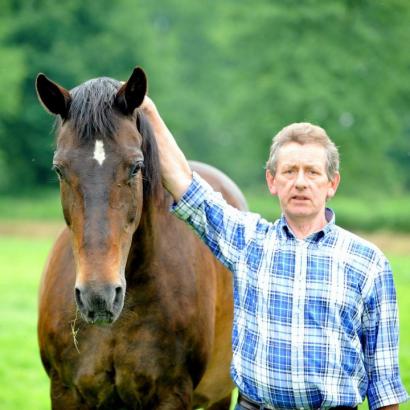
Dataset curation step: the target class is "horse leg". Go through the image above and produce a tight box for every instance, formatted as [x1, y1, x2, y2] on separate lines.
[206, 395, 232, 410]
[153, 378, 194, 410]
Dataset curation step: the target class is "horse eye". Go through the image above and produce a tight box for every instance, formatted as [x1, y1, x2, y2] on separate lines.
[129, 161, 144, 179]
[52, 164, 64, 180]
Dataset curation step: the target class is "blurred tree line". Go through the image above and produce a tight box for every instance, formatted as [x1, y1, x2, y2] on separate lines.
[0, 0, 409, 195]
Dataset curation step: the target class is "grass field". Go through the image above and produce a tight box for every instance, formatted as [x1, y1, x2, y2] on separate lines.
[0, 236, 51, 410]
[0, 231, 409, 409]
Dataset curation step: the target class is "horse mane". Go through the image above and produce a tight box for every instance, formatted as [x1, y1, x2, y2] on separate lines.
[69, 77, 119, 141]
[135, 109, 163, 201]
[61, 77, 162, 201]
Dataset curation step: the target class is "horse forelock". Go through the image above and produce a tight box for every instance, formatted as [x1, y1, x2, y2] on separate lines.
[69, 77, 120, 142]
[56, 76, 163, 202]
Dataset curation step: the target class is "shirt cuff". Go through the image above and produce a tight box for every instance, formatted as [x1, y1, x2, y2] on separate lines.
[170, 171, 213, 220]
[367, 377, 409, 410]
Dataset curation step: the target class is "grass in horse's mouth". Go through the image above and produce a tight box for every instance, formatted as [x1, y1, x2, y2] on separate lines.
[70, 309, 81, 354]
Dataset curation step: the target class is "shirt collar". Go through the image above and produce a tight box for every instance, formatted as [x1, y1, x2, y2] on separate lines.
[278, 207, 335, 243]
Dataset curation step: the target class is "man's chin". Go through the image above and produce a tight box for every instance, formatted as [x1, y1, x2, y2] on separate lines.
[287, 204, 311, 214]
[285, 207, 313, 220]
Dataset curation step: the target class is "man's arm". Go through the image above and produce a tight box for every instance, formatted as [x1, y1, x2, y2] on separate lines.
[362, 258, 408, 410]
[140, 96, 270, 272]
[140, 96, 192, 201]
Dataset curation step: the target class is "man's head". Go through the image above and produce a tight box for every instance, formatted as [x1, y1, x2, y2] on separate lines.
[265, 123, 340, 226]
[266, 123, 339, 180]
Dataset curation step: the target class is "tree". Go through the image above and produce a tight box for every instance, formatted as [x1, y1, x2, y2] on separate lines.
[1, 0, 410, 195]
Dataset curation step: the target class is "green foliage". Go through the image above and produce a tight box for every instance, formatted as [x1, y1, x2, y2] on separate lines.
[208, 0, 410, 193]
[0, 0, 410, 196]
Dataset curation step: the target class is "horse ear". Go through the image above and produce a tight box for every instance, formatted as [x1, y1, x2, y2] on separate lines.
[115, 67, 147, 115]
[36, 74, 71, 118]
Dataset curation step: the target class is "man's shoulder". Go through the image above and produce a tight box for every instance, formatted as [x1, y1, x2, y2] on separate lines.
[331, 225, 387, 265]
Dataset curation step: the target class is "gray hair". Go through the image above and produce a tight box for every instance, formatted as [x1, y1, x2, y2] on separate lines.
[265, 122, 339, 180]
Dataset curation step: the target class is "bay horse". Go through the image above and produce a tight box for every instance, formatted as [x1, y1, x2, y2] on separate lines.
[35, 67, 247, 409]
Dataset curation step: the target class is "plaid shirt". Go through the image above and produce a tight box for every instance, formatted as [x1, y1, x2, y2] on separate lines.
[171, 172, 408, 410]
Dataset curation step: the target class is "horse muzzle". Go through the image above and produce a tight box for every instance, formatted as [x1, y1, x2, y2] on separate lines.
[74, 283, 125, 325]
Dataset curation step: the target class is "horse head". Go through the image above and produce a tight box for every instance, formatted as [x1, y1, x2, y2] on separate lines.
[36, 67, 156, 325]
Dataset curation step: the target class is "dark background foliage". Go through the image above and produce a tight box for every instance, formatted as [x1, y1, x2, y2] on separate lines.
[1, 0, 409, 196]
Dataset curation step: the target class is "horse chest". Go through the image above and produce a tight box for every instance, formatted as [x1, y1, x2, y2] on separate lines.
[67, 320, 192, 407]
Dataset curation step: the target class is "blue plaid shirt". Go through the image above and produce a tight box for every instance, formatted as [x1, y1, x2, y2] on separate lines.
[171, 172, 408, 410]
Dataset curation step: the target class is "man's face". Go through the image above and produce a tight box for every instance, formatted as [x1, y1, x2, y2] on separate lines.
[266, 142, 340, 222]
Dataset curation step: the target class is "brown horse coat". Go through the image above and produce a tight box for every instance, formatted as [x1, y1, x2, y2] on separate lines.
[36, 68, 247, 409]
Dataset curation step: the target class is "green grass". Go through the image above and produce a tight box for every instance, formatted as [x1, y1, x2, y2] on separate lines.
[393, 256, 410, 389]
[0, 235, 409, 409]
[0, 191, 62, 221]
[0, 237, 51, 410]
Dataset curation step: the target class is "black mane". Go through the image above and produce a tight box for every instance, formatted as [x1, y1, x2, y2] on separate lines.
[136, 109, 162, 201]
[64, 77, 162, 200]
[69, 77, 120, 142]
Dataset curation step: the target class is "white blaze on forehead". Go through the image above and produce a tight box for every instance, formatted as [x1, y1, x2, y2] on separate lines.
[93, 140, 106, 166]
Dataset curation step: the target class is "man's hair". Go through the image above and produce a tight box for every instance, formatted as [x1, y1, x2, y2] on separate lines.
[265, 122, 340, 180]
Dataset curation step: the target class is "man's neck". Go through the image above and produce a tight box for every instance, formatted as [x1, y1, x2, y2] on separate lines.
[285, 211, 328, 240]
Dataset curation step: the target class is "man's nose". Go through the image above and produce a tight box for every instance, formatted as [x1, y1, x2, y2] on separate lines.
[295, 170, 307, 188]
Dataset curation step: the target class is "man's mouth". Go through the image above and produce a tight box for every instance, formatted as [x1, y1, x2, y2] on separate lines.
[291, 195, 309, 201]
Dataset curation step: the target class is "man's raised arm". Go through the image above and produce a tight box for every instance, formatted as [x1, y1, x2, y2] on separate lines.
[140, 96, 192, 201]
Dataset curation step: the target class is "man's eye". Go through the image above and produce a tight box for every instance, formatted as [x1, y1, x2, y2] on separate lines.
[129, 161, 144, 179]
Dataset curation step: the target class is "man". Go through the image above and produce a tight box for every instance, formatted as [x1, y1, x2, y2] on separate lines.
[140, 96, 408, 410]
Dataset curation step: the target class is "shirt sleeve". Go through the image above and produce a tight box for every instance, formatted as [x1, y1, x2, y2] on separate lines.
[362, 257, 409, 409]
[170, 171, 270, 272]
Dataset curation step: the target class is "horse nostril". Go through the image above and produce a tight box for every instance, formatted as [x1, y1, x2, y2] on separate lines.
[113, 286, 123, 307]
[75, 287, 84, 309]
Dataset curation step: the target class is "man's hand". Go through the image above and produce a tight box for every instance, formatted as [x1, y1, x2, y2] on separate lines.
[140, 96, 193, 201]
[140, 95, 157, 117]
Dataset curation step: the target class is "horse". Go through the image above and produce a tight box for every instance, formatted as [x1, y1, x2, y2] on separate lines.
[35, 67, 247, 409]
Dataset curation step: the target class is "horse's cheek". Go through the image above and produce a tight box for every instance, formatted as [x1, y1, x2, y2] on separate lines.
[127, 180, 143, 225]
[60, 184, 74, 227]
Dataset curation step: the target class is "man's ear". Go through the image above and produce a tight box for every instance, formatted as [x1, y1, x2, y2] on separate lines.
[327, 172, 340, 200]
[266, 169, 278, 196]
